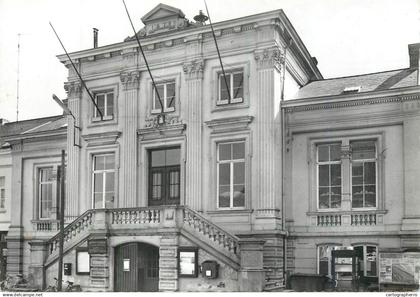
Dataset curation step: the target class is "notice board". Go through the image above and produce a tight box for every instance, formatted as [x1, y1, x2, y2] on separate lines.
[379, 252, 420, 285]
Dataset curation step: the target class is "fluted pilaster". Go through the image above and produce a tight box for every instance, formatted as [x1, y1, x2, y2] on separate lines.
[64, 81, 81, 217]
[183, 60, 204, 210]
[253, 48, 284, 228]
[120, 71, 140, 207]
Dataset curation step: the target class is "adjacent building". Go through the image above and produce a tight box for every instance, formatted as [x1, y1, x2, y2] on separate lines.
[0, 4, 419, 292]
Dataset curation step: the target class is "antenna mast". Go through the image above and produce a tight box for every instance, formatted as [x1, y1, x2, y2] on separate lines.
[16, 33, 21, 122]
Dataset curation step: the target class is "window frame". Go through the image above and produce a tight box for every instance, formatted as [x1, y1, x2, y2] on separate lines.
[76, 248, 90, 275]
[93, 90, 114, 121]
[350, 140, 378, 210]
[91, 153, 116, 209]
[316, 143, 342, 210]
[216, 141, 246, 209]
[353, 244, 378, 277]
[0, 177, 5, 210]
[217, 69, 244, 105]
[151, 80, 176, 114]
[37, 167, 56, 220]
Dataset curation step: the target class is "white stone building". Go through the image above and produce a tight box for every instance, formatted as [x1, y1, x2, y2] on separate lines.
[0, 4, 419, 292]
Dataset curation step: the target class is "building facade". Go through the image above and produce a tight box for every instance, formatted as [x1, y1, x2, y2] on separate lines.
[0, 4, 419, 292]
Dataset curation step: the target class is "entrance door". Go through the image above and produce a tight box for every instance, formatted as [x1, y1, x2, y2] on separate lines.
[114, 243, 159, 292]
[331, 249, 359, 291]
[148, 147, 180, 206]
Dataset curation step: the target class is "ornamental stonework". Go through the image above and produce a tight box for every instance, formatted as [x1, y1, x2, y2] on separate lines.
[120, 71, 140, 90]
[254, 48, 285, 70]
[64, 81, 82, 98]
[183, 60, 204, 80]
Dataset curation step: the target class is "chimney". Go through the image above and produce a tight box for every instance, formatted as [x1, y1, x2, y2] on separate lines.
[408, 43, 420, 85]
[93, 28, 98, 48]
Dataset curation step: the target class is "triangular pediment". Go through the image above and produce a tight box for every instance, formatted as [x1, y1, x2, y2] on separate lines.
[141, 3, 185, 24]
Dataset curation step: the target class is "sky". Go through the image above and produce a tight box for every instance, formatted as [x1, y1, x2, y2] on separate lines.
[0, 0, 419, 122]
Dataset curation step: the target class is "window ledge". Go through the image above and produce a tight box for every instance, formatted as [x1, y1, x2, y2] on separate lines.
[212, 102, 249, 113]
[92, 115, 114, 122]
[206, 209, 252, 216]
[307, 209, 388, 216]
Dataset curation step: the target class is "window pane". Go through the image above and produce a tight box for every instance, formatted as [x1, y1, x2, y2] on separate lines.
[218, 185, 230, 207]
[318, 165, 329, 187]
[219, 144, 231, 161]
[233, 185, 245, 207]
[166, 148, 180, 166]
[154, 85, 164, 109]
[152, 172, 162, 200]
[219, 74, 231, 101]
[105, 172, 114, 192]
[104, 154, 115, 170]
[219, 163, 230, 186]
[96, 95, 105, 115]
[232, 142, 245, 159]
[364, 162, 376, 184]
[330, 144, 341, 161]
[352, 163, 363, 185]
[166, 83, 176, 108]
[233, 73, 244, 99]
[151, 150, 165, 167]
[365, 185, 376, 207]
[169, 171, 180, 199]
[0, 189, 4, 208]
[0, 177, 4, 187]
[331, 164, 341, 186]
[318, 145, 329, 162]
[331, 187, 341, 208]
[94, 173, 103, 193]
[94, 156, 105, 170]
[352, 140, 376, 160]
[366, 246, 377, 276]
[105, 192, 114, 208]
[319, 187, 329, 209]
[233, 162, 245, 184]
[94, 193, 103, 208]
[40, 183, 53, 218]
[352, 186, 363, 207]
[106, 93, 114, 116]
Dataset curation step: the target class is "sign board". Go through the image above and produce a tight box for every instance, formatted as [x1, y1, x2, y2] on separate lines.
[88, 238, 107, 254]
[379, 252, 420, 285]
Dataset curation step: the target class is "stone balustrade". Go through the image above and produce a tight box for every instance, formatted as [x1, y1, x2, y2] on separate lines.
[309, 210, 384, 227]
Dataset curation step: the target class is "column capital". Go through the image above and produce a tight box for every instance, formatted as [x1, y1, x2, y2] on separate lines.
[183, 60, 204, 80]
[254, 47, 284, 71]
[120, 71, 140, 90]
[64, 81, 82, 98]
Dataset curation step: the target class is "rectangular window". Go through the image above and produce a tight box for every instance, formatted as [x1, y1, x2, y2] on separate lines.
[317, 143, 342, 209]
[217, 70, 244, 105]
[152, 81, 176, 113]
[94, 91, 114, 119]
[92, 154, 115, 209]
[217, 141, 245, 208]
[351, 140, 376, 208]
[0, 177, 5, 209]
[38, 168, 54, 219]
[148, 147, 181, 206]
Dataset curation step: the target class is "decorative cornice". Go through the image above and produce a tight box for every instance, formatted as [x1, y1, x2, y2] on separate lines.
[81, 131, 121, 147]
[254, 47, 284, 71]
[120, 71, 140, 90]
[138, 119, 186, 141]
[205, 116, 254, 134]
[64, 81, 82, 98]
[182, 60, 204, 80]
[284, 94, 420, 113]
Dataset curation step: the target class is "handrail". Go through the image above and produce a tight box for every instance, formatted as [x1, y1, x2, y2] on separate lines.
[183, 206, 239, 254]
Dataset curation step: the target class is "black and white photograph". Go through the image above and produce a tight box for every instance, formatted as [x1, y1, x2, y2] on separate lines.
[0, 0, 419, 293]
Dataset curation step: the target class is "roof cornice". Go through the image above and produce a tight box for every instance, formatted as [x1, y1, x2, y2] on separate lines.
[282, 86, 420, 112]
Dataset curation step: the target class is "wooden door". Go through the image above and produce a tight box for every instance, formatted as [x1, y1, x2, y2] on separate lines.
[114, 243, 159, 292]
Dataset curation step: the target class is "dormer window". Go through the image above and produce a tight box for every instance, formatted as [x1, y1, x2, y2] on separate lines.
[152, 81, 176, 113]
[343, 86, 361, 94]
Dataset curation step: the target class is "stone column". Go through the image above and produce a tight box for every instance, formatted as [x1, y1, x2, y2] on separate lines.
[119, 71, 140, 207]
[183, 60, 204, 210]
[6, 142, 24, 275]
[253, 48, 284, 230]
[64, 82, 81, 219]
[238, 239, 266, 292]
[159, 235, 178, 291]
